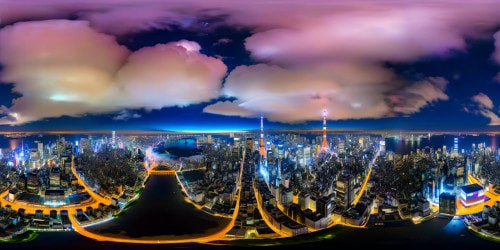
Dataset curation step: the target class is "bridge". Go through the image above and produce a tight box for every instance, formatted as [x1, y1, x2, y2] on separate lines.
[149, 169, 176, 176]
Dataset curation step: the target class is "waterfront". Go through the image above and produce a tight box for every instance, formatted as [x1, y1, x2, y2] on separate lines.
[385, 134, 499, 154]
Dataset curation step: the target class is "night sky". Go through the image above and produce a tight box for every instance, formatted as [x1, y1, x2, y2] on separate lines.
[0, 1, 499, 132]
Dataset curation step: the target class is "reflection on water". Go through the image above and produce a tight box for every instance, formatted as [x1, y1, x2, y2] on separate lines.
[386, 134, 500, 155]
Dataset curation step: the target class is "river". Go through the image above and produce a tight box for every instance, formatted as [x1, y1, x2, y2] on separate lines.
[85, 174, 229, 240]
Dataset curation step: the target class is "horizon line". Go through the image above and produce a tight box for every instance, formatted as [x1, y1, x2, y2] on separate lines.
[0, 129, 498, 135]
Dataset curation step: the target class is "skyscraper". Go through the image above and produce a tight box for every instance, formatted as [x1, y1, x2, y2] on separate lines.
[321, 109, 328, 153]
[379, 140, 386, 154]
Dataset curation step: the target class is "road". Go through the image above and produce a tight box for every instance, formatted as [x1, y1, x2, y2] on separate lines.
[352, 148, 381, 206]
[0, 166, 112, 215]
[252, 181, 289, 237]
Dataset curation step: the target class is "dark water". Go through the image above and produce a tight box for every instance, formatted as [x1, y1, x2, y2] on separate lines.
[386, 134, 499, 155]
[87, 175, 229, 239]
[0, 134, 88, 150]
[153, 138, 201, 159]
[4, 216, 497, 249]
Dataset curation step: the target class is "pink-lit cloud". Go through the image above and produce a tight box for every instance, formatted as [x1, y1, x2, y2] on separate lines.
[469, 93, 500, 126]
[204, 64, 448, 122]
[472, 93, 495, 109]
[0, 20, 226, 124]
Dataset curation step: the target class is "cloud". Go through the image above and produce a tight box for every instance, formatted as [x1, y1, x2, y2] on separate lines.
[204, 64, 448, 123]
[0, 20, 226, 125]
[495, 72, 500, 83]
[203, 101, 254, 117]
[1, 1, 499, 125]
[112, 110, 142, 121]
[469, 93, 500, 126]
[115, 39, 226, 109]
[471, 93, 494, 109]
[214, 38, 232, 46]
[387, 77, 449, 114]
[494, 30, 500, 64]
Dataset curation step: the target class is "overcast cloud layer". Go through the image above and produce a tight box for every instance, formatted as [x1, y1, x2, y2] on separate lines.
[0, 0, 499, 125]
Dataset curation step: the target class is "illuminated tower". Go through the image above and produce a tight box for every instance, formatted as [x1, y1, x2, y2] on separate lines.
[259, 116, 266, 158]
[321, 109, 328, 152]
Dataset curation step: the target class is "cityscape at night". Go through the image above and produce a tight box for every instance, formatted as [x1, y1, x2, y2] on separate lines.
[0, 0, 499, 249]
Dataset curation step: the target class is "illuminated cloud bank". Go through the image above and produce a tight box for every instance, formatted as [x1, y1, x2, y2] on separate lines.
[0, 20, 226, 124]
[204, 64, 448, 122]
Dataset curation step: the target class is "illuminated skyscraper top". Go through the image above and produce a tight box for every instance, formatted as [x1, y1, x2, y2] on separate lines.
[259, 115, 266, 158]
[321, 109, 329, 152]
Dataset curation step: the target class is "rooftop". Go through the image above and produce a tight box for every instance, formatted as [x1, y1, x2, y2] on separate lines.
[460, 184, 483, 193]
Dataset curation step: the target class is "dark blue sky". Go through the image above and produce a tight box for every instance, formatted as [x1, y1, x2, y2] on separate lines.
[0, 3, 499, 132]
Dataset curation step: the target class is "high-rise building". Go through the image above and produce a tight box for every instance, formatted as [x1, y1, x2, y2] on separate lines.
[281, 188, 293, 205]
[298, 192, 310, 211]
[439, 193, 456, 215]
[335, 175, 355, 209]
[379, 140, 386, 154]
[49, 167, 61, 189]
[304, 146, 311, 166]
[317, 196, 332, 218]
[246, 138, 253, 152]
[79, 138, 92, 155]
[338, 141, 345, 154]
[453, 137, 459, 153]
[37, 142, 44, 159]
[112, 130, 116, 145]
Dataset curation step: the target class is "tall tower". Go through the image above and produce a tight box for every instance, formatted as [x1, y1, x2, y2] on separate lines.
[321, 109, 328, 152]
[259, 116, 266, 158]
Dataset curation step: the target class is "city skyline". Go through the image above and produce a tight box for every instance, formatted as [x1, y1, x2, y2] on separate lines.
[0, 1, 499, 132]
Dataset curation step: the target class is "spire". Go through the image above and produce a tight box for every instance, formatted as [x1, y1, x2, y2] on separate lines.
[259, 115, 267, 157]
[321, 109, 328, 152]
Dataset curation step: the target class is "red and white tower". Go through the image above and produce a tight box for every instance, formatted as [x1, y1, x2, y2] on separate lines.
[259, 115, 267, 158]
[321, 109, 328, 152]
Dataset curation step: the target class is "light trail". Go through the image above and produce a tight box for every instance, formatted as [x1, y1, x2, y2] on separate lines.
[352, 147, 381, 206]
[71, 166, 112, 206]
